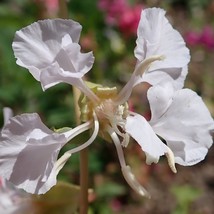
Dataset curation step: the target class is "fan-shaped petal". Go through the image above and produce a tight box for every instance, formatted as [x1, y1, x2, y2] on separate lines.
[12, 19, 95, 92]
[149, 87, 214, 166]
[125, 114, 168, 164]
[134, 8, 190, 86]
[0, 113, 67, 194]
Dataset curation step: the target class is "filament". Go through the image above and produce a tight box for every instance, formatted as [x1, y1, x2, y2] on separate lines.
[107, 126, 150, 198]
[115, 55, 164, 105]
[55, 112, 99, 174]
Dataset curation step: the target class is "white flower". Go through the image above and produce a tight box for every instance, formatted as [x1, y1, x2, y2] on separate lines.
[0, 112, 98, 194]
[115, 8, 190, 104]
[0, 113, 66, 194]
[125, 82, 214, 167]
[12, 19, 98, 102]
[147, 83, 214, 166]
[2, 7, 213, 198]
[134, 8, 190, 88]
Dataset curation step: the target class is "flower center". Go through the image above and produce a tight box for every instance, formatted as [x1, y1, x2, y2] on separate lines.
[79, 85, 129, 129]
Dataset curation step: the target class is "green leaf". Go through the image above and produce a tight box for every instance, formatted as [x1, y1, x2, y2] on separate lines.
[96, 181, 126, 199]
[32, 181, 80, 214]
[171, 184, 201, 214]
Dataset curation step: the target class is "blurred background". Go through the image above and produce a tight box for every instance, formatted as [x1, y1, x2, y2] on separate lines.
[0, 0, 214, 213]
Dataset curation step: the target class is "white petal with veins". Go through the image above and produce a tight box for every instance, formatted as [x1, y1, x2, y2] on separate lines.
[125, 114, 168, 164]
[148, 84, 214, 166]
[135, 8, 190, 87]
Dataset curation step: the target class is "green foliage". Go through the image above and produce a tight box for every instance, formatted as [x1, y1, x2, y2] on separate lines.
[32, 181, 80, 214]
[91, 181, 126, 214]
[96, 181, 126, 198]
[171, 185, 201, 214]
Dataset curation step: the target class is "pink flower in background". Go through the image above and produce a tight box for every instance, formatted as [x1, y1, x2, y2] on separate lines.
[98, 0, 128, 25]
[35, 0, 59, 15]
[98, 0, 144, 37]
[185, 31, 200, 46]
[45, 0, 59, 12]
[118, 4, 143, 37]
[199, 26, 214, 49]
[98, 0, 127, 10]
[185, 25, 214, 49]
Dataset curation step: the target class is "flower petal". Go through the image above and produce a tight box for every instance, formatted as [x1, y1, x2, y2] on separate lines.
[125, 114, 168, 164]
[142, 66, 188, 90]
[13, 19, 81, 80]
[12, 19, 95, 92]
[0, 113, 67, 194]
[134, 8, 190, 85]
[40, 65, 99, 103]
[0, 179, 32, 213]
[116, 8, 190, 105]
[39, 45, 94, 90]
[63, 42, 94, 75]
[149, 87, 214, 166]
[147, 82, 175, 121]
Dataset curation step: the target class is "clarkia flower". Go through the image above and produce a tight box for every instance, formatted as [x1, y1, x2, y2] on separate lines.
[12, 18, 98, 102]
[134, 8, 190, 88]
[127, 83, 214, 166]
[1, 8, 213, 197]
[0, 109, 98, 194]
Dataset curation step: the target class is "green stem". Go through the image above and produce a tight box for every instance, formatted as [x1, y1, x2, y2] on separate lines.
[73, 87, 89, 214]
[80, 147, 89, 214]
[58, 1, 89, 213]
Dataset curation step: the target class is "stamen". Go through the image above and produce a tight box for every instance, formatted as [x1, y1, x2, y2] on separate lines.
[110, 121, 124, 136]
[109, 118, 130, 147]
[55, 112, 99, 175]
[63, 121, 93, 141]
[165, 146, 177, 173]
[55, 152, 72, 175]
[115, 55, 164, 105]
[122, 165, 150, 198]
[64, 112, 99, 154]
[121, 133, 130, 147]
[77, 79, 100, 104]
[107, 126, 150, 198]
[135, 55, 165, 76]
